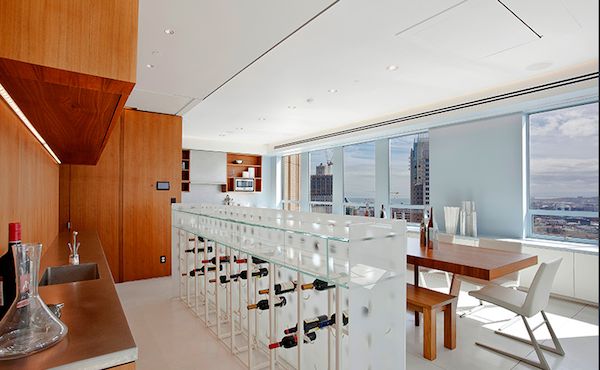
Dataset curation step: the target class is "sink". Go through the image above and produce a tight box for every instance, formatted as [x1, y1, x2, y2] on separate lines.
[40, 263, 100, 286]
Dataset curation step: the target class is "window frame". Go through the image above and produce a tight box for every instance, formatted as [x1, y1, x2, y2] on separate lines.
[388, 131, 429, 225]
[525, 101, 599, 245]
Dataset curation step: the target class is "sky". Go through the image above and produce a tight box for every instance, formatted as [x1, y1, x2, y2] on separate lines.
[530, 102, 599, 198]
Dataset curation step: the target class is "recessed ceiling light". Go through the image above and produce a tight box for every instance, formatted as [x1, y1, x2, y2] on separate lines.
[287, 105, 297, 109]
[328, 89, 338, 93]
[146, 64, 155, 69]
[386, 65, 398, 71]
[164, 29, 175, 35]
[306, 98, 314, 103]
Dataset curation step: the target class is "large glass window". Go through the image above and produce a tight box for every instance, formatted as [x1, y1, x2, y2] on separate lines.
[528, 102, 599, 243]
[390, 133, 429, 223]
[282, 154, 301, 211]
[343, 141, 375, 216]
[309, 149, 334, 214]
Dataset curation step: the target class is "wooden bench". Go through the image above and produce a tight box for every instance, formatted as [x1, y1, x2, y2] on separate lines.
[406, 283, 457, 360]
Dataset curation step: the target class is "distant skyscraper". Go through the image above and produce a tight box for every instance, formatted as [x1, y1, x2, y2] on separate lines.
[409, 135, 429, 222]
[311, 162, 333, 202]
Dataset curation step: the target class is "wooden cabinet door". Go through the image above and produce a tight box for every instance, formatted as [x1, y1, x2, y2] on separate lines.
[122, 110, 181, 281]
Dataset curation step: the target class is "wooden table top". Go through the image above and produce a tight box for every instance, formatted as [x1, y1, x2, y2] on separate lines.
[407, 238, 538, 281]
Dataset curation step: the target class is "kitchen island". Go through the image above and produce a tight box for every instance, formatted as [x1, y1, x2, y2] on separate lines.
[0, 231, 137, 369]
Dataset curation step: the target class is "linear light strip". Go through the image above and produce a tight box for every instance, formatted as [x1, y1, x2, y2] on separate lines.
[0, 83, 61, 164]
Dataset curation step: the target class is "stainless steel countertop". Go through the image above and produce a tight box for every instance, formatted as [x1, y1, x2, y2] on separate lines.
[0, 231, 137, 369]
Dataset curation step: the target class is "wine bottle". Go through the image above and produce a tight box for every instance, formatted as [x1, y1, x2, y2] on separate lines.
[258, 281, 297, 295]
[209, 274, 239, 284]
[268, 332, 317, 349]
[284, 314, 328, 334]
[0, 223, 20, 320]
[234, 256, 267, 265]
[427, 207, 434, 249]
[201, 256, 234, 264]
[329, 312, 349, 327]
[419, 217, 426, 248]
[182, 265, 223, 277]
[301, 279, 334, 291]
[247, 296, 286, 311]
[184, 246, 213, 253]
[238, 267, 268, 280]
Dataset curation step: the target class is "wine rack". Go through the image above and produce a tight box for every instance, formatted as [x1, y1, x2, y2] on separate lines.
[173, 204, 407, 370]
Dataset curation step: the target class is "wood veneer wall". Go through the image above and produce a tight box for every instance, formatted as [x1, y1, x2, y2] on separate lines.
[59, 109, 181, 282]
[0, 98, 58, 254]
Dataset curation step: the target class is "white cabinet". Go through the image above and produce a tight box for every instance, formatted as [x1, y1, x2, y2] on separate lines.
[519, 246, 574, 297]
[189, 150, 226, 184]
[574, 253, 599, 303]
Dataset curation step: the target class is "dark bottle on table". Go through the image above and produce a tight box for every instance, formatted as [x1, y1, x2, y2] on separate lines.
[268, 332, 317, 349]
[301, 279, 335, 291]
[0, 222, 20, 321]
[247, 296, 286, 311]
[427, 208, 434, 249]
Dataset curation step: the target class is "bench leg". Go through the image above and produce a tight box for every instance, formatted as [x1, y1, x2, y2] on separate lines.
[423, 307, 436, 360]
[449, 274, 461, 297]
[414, 265, 420, 326]
[444, 301, 456, 350]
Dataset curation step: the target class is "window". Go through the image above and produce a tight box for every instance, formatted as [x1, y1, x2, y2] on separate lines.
[389, 133, 429, 224]
[282, 154, 301, 211]
[309, 149, 334, 214]
[528, 102, 599, 243]
[343, 141, 375, 216]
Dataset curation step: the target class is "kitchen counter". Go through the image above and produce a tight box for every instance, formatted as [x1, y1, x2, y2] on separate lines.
[0, 231, 137, 369]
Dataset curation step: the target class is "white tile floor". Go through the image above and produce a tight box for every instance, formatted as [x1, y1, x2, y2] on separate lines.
[116, 276, 598, 370]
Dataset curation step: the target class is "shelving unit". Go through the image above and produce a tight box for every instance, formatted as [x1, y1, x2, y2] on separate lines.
[221, 153, 262, 192]
[182, 149, 190, 192]
[172, 204, 407, 370]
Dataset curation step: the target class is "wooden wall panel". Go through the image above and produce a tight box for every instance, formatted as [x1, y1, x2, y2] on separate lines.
[122, 110, 181, 281]
[0, 0, 138, 83]
[0, 98, 58, 255]
[61, 119, 122, 281]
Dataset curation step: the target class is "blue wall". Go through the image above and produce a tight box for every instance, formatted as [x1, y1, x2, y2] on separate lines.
[429, 114, 525, 238]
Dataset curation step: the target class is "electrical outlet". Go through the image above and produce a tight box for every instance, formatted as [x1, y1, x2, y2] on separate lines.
[160, 255, 166, 263]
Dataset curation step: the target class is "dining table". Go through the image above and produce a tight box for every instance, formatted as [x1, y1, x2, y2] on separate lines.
[406, 237, 538, 326]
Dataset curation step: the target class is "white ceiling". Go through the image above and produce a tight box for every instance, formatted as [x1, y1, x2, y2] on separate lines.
[126, 0, 337, 115]
[129, 0, 599, 152]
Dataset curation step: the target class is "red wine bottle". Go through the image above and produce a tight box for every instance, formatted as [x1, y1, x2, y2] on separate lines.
[268, 332, 317, 349]
[0, 222, 20, 320]
[247, 296, 286, 310]
[235, 256, 267, 265]
[238, 267, 268, 280]
[201, 256, 233, 264]
[284, 314, 328, 334]
[301, 279, 334, 291]
[259, 281, 297, 295]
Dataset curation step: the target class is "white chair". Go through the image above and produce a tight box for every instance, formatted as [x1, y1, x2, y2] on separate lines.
[453, 237, 523, 317]
[469, 258, 564, 370]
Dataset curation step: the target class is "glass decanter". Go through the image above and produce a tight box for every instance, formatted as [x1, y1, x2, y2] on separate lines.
[0, 243, 68, 360]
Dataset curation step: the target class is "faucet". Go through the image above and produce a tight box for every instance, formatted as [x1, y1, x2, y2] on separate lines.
[68, 231, 80, 265]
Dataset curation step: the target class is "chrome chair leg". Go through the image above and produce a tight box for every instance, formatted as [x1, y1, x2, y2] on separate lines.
[476, 312, 564, 370]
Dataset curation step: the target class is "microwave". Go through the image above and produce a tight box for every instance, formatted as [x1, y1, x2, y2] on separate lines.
[234, 178, 254, 192]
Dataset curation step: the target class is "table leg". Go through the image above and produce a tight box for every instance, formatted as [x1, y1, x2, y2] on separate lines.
[414, 265, 420, 326]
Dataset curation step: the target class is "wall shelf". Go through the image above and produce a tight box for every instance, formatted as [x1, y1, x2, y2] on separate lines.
[182, 149, 190, 192]
[221, 152, 262, 192]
